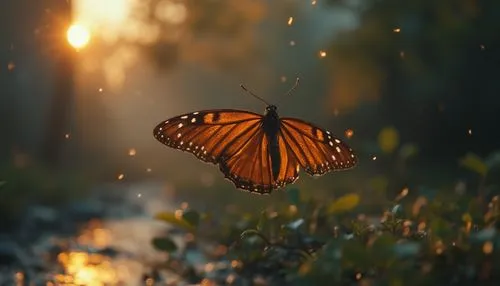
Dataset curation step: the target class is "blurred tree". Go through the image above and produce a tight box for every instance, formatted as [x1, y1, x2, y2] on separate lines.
[324, 0, 500, 160]
[140, 0, 268, 72]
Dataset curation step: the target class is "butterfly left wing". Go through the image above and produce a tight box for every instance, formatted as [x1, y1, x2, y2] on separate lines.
[153, 109, 262, 164]
[279, 117, 357, 176]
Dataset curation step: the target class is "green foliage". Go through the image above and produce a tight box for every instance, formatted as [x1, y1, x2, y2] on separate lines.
[155, 211, 197, 232]
[378, 126, 400, 154]
[151, 186, 500, 285]
[182, 210, 201, 227]
[327, 193, 360, 214]
[152, 237, 178, 253]
[460, 153, 488, 177]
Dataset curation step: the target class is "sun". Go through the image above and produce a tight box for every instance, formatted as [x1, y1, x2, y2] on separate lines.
[67, 24, 91, 49]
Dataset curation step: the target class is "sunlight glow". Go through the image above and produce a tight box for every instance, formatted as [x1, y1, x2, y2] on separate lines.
[72, 0, 188, 89]
[67, 24, 91, 49]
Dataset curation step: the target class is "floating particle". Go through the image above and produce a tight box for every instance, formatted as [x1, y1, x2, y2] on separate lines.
[7, 61, 15, 71]
[117, 173, 125, 180]
[290, 40, 296, 46]
[15, 272, 24, 283]
[64, 133, 70, 139]
[345, 129, 354, 139]
[468, 129, 472, 135]
[400, 51, 405, 58]
[483, 241, 493, 254]
[146, 168, 152, 172]
[137, 193, 142, 198]
[280, 76, 287, 83]
[372, 156, 377, 161]
[311, 0, 317, 5]
[128, 148, 136, 156]
[319, 50, 327, 58]
[480, 44, 485, 50]
[400, 187, 409, 197]
[393, 28, 401, 33]
[226, 274, 236, 284]
[287, 17, 294, 26]
[98, 88, 103, 92]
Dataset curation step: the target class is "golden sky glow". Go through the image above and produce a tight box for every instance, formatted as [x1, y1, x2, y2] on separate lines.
[67, 24, 91, 49]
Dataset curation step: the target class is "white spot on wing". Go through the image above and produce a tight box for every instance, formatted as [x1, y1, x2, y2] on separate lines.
[336, 146, 341, 153]
[331, 155, 336, 160]
[191, 118, 196, 123]
[329, 141, 333, 146]
[181, 115, 188, 119]
[177, 133, 182, 138]
[335, 139, 341, 143]
[178, 123, 183, 128]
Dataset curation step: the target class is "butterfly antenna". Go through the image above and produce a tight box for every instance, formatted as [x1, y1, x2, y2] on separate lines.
[278, 77, 300, 105]
[240, 84, 271, 106]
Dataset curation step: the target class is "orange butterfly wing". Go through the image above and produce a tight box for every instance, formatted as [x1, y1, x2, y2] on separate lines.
[219, 128, 299, 194]
[153, 109, 262, 164]
[279, 118, 357, 176]
[154, 110, 356, 194]
[153, 109, 300, 194]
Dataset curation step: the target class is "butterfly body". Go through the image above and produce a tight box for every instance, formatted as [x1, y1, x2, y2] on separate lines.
[262, 105, 281, 180]
[154, 106, 357, 194]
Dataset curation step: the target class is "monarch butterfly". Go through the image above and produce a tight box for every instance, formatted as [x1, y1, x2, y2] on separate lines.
[153, 79, 357, 194]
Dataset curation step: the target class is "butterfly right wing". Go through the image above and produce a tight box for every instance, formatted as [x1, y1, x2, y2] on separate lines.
[280, 117, 357, 176]
[153, 109, 263, 164]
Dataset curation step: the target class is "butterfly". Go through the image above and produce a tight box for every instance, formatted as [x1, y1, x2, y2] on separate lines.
[153, 79, 357, 194]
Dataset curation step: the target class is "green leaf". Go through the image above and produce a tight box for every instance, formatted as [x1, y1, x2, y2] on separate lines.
[327, 193, 360, 214]
[286, 188, 301, 206]
[182, 210, 201, 227]
[154, 212, 195, 232]
[152, 237, 178, 253]
[459, 153, 488, 177]
[462, 213, 472, 223]
[378, 126, 400, 154]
